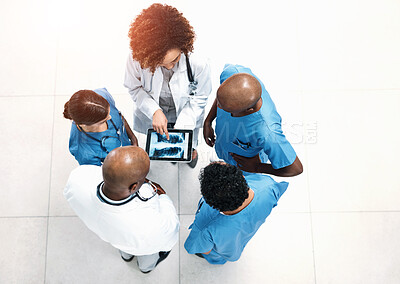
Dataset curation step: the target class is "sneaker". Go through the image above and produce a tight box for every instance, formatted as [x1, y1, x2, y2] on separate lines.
[121, 255, 134, 262]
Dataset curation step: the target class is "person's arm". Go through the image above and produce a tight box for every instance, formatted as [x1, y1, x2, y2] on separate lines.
[231, 154, 303, 177]
[121, 115, 138, 146]
[124, 54, 167, 134]
[203, 98, 217, 147]
[152, 110, 169, 140]
[202, 249, 212, 255]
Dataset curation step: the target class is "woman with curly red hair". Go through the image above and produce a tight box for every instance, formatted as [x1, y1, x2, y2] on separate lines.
[124, 3, 212, 168]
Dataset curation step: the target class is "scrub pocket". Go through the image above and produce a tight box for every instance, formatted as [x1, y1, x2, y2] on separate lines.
[230, 138, 262, 157]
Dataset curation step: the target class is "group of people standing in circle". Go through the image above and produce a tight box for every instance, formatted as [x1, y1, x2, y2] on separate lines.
[64, 3, 303, 273]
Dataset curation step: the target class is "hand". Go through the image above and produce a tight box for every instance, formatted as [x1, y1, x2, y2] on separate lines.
[147, 179, 166, 195]
[230, 153, 262, 173]
[203, 121, 215, 147]
[152, 109, 169, 140]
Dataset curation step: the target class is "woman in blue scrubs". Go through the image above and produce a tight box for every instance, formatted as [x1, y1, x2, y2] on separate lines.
[63, 88, 138, 166]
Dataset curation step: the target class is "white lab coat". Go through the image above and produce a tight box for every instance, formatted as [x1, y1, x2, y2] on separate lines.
[124, 53, 212, 146]
[64, 165, 180, 255]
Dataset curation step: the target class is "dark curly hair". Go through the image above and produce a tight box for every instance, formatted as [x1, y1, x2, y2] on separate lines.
[63, 90, 109, 125]
[128, 3, 195, 73]
[199, 163, 249, 212]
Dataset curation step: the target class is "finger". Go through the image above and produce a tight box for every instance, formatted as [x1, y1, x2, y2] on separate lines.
[158, 126, 165, 136]
[153, 125, 161, 135]
[165, 128, 170, 140]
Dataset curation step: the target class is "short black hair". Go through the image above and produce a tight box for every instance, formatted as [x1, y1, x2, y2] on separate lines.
[199, 163, 249, 212]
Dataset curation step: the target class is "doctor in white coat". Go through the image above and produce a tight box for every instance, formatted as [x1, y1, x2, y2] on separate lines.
[124, 3, 212, 168]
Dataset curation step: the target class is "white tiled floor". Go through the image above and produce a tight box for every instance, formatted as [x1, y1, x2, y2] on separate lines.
[1, 0, 399, 283]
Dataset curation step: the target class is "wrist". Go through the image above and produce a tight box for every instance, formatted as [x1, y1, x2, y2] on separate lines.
[204, 118, 213, 126]
[153, 109, 161, 117]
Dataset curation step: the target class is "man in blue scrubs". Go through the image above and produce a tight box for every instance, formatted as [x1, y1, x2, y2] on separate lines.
[184, 162, 288, 264]
[203, 64, 303, 177]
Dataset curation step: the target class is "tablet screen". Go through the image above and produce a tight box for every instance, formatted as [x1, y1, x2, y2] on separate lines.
[145, 129, 193, 161]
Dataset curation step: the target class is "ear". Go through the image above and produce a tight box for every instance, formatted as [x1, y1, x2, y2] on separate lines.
[129, 182, 138, 193]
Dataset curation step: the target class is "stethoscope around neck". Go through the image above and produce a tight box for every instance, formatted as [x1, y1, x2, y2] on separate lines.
[185, 55, 198, 96]
[76, 115, 123, 154]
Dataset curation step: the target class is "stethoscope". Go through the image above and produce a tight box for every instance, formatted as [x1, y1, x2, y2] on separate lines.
[96, 181, 157, 205]
[76, 114, 123, 154]
[185, 55, 198, 96]
[147, 54, 198, 96]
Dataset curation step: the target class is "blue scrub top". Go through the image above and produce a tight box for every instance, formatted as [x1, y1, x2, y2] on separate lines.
[184, 174, 288, 264]
[215, 64, 297, 172]
[68, 88, 131, 166]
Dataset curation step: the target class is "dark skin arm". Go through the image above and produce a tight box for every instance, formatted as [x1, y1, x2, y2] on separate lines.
[231, 154, 303, 177]
[121, 115, 138, 147]
[203, 98, 218, 147]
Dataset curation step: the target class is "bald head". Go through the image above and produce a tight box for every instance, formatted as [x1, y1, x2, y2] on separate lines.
[217, 73, 262, 113]
[102, 146, 150, 193]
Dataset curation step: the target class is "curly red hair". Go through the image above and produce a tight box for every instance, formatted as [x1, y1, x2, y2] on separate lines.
[128, 3, 195, 73]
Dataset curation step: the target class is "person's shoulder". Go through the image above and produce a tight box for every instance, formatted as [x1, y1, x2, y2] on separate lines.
[69, 165, 102, 180]
[126, 52, 149, 73]
[220, 64, 256, 84]
[192, 203, 221, 230]
[185, 53, 210, 74]
[246, 174, 289, 200]
[245, 173, 275, 188]
[65, 165, 102, 195]
[257, 92, 283, 127]
[93, 88, 115, 105]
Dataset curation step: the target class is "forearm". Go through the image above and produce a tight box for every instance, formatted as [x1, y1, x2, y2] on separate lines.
[204, 98, 217, 126]
[257, 156, 303, 177]
[122, 115, 138, 146]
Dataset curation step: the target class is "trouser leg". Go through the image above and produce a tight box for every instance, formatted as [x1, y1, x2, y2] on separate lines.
[119, 250, 134, 261]
[136, 252, 160, 272]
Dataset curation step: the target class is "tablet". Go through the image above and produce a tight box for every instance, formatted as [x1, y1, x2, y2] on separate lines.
[145, 129, 193, 161]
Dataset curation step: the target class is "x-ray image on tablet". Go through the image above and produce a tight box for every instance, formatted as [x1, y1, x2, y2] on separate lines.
[145, 129, 193, 161]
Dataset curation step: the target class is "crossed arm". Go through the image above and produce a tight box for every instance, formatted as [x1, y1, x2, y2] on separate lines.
[231, 153, 303, 177]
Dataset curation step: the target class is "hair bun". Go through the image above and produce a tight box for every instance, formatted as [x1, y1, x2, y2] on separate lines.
[63, 101, 72, 119]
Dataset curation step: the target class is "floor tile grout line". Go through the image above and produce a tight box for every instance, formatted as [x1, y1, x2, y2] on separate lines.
[2, 210, 400, 219]
[43, 35, 59, 284]
[1, 88, 400, 98]
[301, 122, 318, 283]
[0, 94, 56, 98]
[177, 164, 181, 284]
[298, 64, 317, 283]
